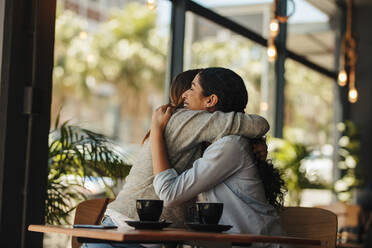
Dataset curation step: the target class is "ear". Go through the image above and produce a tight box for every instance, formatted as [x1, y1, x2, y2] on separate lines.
[206, 94, 218, 109]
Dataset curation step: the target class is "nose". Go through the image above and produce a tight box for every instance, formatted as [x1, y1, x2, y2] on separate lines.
[182, 90, 189, 100]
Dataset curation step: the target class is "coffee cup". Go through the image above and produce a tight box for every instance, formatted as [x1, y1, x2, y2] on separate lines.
[136, 199, 163, 222]
[196, 202, 223, 225]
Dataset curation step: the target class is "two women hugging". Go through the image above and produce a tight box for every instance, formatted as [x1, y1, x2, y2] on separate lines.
[84, 67, 286, 248]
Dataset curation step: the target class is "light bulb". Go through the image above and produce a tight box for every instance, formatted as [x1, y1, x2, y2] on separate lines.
[348, 88, 358, 103]
[269, 19, 279, 37]
[267, 44, 277, 62]
[338, 69, 347, 86]
[146, 0, 157, 10]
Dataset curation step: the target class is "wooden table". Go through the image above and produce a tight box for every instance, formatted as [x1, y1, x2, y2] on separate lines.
[29, 225, 322, 247]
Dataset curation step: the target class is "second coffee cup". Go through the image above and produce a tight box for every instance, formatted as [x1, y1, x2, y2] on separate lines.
[196, 202, 223, 225]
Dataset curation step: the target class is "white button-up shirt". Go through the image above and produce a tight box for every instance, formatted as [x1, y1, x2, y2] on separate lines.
[154, 135, 283, 239]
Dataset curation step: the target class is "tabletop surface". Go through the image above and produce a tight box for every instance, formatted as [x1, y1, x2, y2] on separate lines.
[28, 224, 321, 246]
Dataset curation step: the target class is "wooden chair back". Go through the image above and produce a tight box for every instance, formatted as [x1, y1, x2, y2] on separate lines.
[280, 207, 338, 248]
[316, 203, 362, 245]
[315, 203, 361, 230]
[72, 198, 114, 248]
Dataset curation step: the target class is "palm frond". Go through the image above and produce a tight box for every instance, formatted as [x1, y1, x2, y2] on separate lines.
[46, 119, 132, 224]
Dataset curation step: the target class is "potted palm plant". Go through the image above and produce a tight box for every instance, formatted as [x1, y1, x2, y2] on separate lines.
[46, 116, 131, 224]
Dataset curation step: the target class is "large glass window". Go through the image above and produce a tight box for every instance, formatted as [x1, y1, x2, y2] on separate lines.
[282, 0, 337, 206]
[286, 0, 335, 71]
[282, 59, 335, 206]
[53, 0, 170, 144]
[284, 60, 334, 147]
[48, 0, 338, 226]
[184, 11, 274, 122]
[193, 0, 273, 38]
[46, 1, 170, 245]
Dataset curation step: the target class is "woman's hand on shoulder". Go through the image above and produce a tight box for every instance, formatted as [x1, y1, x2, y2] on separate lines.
[151, 104, 175, 134]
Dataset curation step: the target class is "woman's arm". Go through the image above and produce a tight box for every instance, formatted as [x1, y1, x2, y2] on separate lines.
[165, 109, 269, 155]
[150, 105, 248, 207]
[150, 105, 174, 175]
[153, 136, 247, 207]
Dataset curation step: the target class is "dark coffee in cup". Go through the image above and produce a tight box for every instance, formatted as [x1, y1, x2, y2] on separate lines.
[196, 202, 223, 225]
[136, 199, 163, 222]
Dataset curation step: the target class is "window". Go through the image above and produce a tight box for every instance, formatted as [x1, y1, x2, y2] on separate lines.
[53, 0, 171, 147]
[184, 12, 270, 118]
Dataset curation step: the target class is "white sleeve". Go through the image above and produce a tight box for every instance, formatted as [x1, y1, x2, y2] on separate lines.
[153, 136, 246, 207]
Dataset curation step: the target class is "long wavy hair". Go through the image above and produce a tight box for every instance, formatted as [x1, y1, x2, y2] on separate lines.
[142, 69, 202, 144]
[198, 67, 286, 209]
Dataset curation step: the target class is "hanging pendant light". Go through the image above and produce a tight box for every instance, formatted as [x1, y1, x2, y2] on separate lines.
[267, 0, 295, 62]
[348, 88, 358, 103]
[146, 0, 157, 10]
[348, 69, 358, 103]
[338, 69, 348, 87]
[267, 43, 277, 62]
[339, 0, 358, 103]
[269, 19, 280, 37]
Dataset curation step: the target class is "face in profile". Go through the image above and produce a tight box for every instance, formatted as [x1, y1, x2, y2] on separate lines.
[182, 75, 209, 111]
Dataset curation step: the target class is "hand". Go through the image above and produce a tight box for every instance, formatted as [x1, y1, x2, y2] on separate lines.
[151, 104, 175, 133]
[252, 138, 268, 161]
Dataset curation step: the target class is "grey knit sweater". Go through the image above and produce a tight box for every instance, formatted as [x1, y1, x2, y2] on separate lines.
[106, 108, 269, 227]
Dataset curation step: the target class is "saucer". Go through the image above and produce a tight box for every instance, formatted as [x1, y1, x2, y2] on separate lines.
[125, 220, 172, 230]
[185, 222, 233, 232]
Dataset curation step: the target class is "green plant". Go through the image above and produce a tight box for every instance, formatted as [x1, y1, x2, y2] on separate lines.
[334, 120, 361, 202]
[46, 116, 131, 224]
[269, 137, 328, 205]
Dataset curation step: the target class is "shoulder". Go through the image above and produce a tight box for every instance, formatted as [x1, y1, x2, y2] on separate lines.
[168, 108, 201, 123]
[206, 135, 250, 155]
[201, 136, 253, 170]
[170, 108, 235, 119]
[166, 108, 211, 129]
[173, 108, 203, 115]
[214, 135, 250, 146]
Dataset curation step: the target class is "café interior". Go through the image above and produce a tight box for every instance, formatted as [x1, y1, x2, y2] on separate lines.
[1, 0, 372, 247]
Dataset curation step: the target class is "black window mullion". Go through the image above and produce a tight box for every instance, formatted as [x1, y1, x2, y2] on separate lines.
[274, 0, 288, 138]
[164, 0, 186, 102]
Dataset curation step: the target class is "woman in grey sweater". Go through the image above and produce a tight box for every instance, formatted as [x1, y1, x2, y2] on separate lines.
[105, 69, 269, 229]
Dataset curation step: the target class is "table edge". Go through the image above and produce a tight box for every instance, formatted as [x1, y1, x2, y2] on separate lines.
[28, 225, 321, 246]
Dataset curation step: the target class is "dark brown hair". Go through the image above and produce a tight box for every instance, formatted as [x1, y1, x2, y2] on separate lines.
[197, 67, 248, 113]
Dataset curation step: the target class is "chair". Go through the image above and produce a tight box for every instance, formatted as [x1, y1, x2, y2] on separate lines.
[72, 198, 114, 248]
[280, 207, 338, 248]
[316, 203, 362, 246]
[316, 203, 361, 230]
